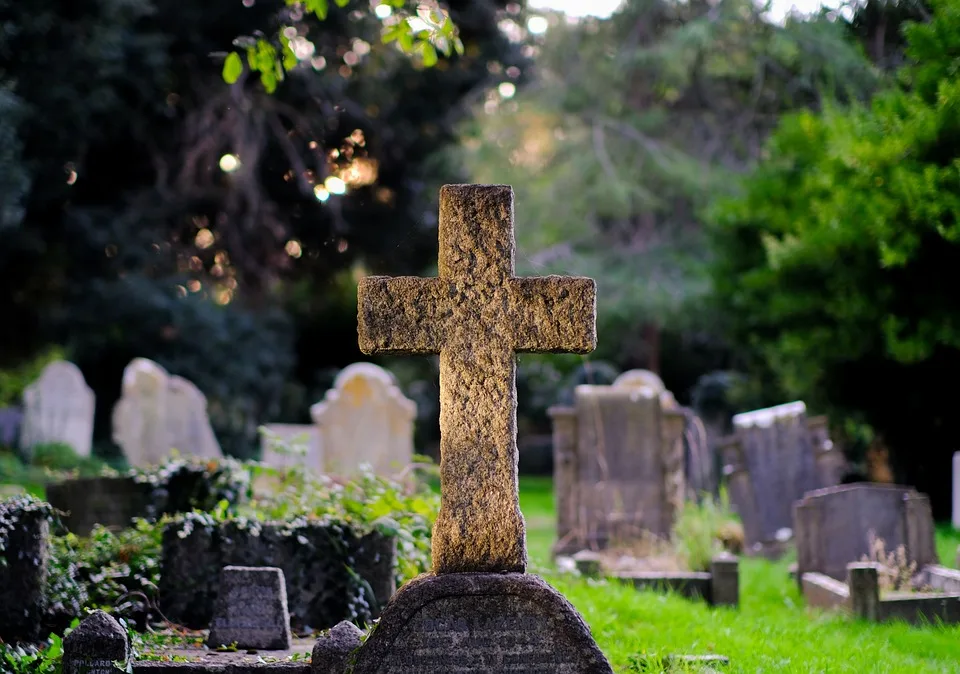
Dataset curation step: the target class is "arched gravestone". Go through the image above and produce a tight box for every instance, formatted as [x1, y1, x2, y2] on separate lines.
[20, 361, 95, 457]
[112, 358, 222, 467]
[310, 362, 416, 479]
[350, 184, 613, 673]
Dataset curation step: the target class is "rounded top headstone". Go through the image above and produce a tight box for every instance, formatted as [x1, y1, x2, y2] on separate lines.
[62, 610, 130, 674]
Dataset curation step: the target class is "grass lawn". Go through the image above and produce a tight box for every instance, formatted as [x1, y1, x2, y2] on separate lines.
[518, 475, 960, 673]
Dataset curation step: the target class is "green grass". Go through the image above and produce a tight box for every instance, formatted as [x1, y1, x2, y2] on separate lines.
[518, 476, 960, 673]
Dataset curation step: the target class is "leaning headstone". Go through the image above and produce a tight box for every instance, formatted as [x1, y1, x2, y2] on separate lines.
[207, 566, 292, 650]
[953, 451, 960, 530]
[0, 497, 50, 643]
[794, 482, 938, 585]
[352, 184, 613, 672]
[310, 362, 416, 479]
[724, 401, 844, 551]
[62, 609, 130, 674]
[112, 358, 222, 467]
[20, 360, 95, 457]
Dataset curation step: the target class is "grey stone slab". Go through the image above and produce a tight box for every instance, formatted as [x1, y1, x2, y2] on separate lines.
[206, 566, 292, 651]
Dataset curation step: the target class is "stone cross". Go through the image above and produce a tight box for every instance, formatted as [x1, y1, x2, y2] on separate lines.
[359, 184, 596, 574]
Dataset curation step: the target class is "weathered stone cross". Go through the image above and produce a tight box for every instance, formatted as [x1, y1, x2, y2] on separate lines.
[358, 184, 596, 574]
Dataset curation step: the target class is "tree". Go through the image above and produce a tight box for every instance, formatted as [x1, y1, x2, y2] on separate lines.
[458, 0, 878, 394]
[708, 0, 960, 514]
[0, 0, 526, 458]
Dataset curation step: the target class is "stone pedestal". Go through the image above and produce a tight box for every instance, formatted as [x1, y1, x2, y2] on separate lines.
[351, 573, 613, 673]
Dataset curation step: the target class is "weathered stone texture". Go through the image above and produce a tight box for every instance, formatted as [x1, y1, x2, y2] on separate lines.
[206, 566, 292, 651]
[350, 573, 613, 674]
[62, 610, 130, 674]
[358, 184, 596, 575]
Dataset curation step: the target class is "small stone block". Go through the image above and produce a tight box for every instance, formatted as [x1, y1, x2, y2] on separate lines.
[847, 562, 880, 622]
[573, 550, 603, 578]
[62, 610, 130, 674]
[709, 553, 739, 608]
[311, 621, 363, 674]
[206, 566, 292, 651]
[350, 573, 613, 673]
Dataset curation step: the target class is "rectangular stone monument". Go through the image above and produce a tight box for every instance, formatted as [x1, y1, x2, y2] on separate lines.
[794, 482, 938, 585]
[310, 362, 416, 479]
[349, 184, 613, 673]
[20, 360, 95, 457]
[0, 406, 23, 449]
[46, 476, 153, 536]
[549, 372, 686, 555]
[953, 451, 960, 530]
[0, 498, 50, 643]
[112, 358, 223, 467]
[724, 401, 844, 551]
[206, 566, 292, 650]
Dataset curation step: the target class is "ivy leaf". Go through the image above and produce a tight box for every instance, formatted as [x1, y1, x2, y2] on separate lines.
[334, 0, 350, 6]
[306, 0, 329, 20]
[419, 40, 438, 67]
[222, 52, 244, 84]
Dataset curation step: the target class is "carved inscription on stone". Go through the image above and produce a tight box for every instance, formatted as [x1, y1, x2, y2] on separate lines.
[376, 596, 580, 673]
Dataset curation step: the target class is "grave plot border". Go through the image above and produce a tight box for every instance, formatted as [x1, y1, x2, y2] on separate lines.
[571, 552, 740, 608]
[802, 562, 960, 625]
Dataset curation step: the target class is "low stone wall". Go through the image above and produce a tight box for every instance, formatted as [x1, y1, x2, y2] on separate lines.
[160, 520, 396, 631]
[802, 562, 960, 625]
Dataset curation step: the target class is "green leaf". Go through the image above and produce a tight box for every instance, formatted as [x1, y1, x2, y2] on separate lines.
[260, 70, 278, 94]
[334, 0, 350, 6]
[419, 40, 438, 67]
[222, 52, 244, 84]
[306, 0, 329, 20]
[382, 22, 408, 44]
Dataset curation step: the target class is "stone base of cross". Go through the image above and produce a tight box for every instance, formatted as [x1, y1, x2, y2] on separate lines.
[358, 184, 596, 575]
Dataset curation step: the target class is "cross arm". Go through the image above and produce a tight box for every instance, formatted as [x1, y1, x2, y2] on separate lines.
[509, 276, 597, 354]
[357, 276, 445, 355]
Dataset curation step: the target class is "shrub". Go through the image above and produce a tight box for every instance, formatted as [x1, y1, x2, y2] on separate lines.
[672, 489, 743, 572]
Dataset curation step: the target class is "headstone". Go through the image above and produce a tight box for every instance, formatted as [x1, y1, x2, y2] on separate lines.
[112, 358, 222, 467]
[794, 482, 938, 584]
[259, 423, 322, 471]
[550, 376, 686, 554]
[0, 499, 49, 643]
[353, 184, 612, 672]
[62, 610, 130, 674]
[207, 566, 292, 650]
[953, 451, 960, 530]
[724, 401, 844, 549]
[310, 362, 416, 479]
[312, 621, 364, 674]
[0, 406, 23, 448]
[19, 361, 95, 457]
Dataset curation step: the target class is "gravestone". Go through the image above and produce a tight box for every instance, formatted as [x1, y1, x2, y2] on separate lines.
[953, 451, 960, 530]
[0, 499, 49, 643]
[259, 423, 322, 471]
[0, 406, 23, 449]
[207, 566, 292, 650]
[112, 358, 222, 467]
[351, 184, 612, 672]
[794, 482, 938, 585]
[62, 610, 130, 674]
[723, 401, 845, 550]
[46, 476, 153, 536]
[310, 362, 416, 479]
[19, 360, 95, 457]
[549, 374, 686, 555]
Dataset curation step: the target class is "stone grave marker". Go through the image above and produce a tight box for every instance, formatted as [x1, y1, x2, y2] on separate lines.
[723, 401, 845, 551]
[62, 609, 130, 674]
[350, 184, 613, 672]
[19, 360, 95, 457]
[310, 362, 416, 479]
[0, 406, 23, 449]
[206, 566, 292, 650]
[0, 498, 50, 643]
[112, 358, 222, 467]
[549, 373, 686, 554]
[259, 423, 322, 471]
[794, 482, 938, 584]
[953, 451, 960, 530]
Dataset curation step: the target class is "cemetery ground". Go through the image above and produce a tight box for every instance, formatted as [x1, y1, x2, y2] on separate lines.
[516, 476, 960, 673]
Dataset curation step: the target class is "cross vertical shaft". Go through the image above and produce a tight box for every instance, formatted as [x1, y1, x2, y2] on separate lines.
[358, 184, 596, 574]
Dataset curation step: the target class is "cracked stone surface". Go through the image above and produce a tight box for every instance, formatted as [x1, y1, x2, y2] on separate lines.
[358, 184, 596, 574]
